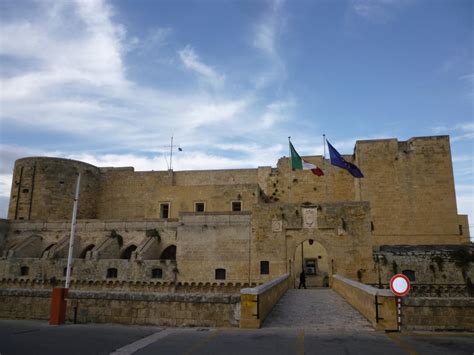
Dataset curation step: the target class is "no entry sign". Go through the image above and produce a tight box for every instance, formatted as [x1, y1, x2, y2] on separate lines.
[390, 274, 411, 297]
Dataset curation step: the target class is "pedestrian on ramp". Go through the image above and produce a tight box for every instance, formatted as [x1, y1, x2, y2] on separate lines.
[298, 270, 306, 289]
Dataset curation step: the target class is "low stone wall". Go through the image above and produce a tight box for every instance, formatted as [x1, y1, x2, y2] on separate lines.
[332, 274, 397, 331]
[0, 288, 240, 327]
[240, 273, 289, 328]
[402, 297, 474, 331]
[0, 278, 253, 294]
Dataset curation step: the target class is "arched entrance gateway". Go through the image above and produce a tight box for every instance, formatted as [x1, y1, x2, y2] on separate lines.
[293, 239, 329, 288]
[281, 202, 376, 288]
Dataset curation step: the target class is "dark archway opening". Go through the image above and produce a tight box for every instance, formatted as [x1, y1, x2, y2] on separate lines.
[160, 245, 176, 260]
[120, 245, 137, 260]
[79, 244, 95, 259]
[41, 243, 56, 257]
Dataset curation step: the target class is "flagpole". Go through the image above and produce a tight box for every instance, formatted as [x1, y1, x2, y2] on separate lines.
[65, 172, 81, 289]
[288, 136, 292, 204]
[169, 136, 173, 171]
[323, 134, 329, 201]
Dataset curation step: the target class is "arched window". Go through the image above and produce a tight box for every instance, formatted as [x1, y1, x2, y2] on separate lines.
[107, 268, 118, 278]
[160, 245, 176, 260]
[402, 269, 416, 282]
[120, 245, 137, 260]
[151, 268, 163, 279]
[79, 244, 95, 259]
[20, 266, 29, 276]
[215, 268, 226, 280]
[42, 244, 56, 258]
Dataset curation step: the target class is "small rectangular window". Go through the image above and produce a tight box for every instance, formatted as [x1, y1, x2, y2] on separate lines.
[160, 203, 170, 219]
[194, 201, 205, 212]
[459, 225, 463, 235]
[151, 268, 163, 279]
[215, 268, 226, 280]
[231, 201, 242, 212]
[20, 266, 29, 276]
[260, 261, 269, 275]
[107, 268, 118, 278]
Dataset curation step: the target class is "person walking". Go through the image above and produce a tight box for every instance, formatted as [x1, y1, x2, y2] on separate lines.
[298, 270, 306, 289]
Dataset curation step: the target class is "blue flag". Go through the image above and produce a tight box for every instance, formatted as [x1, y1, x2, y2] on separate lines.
[327, 140, 364, 178]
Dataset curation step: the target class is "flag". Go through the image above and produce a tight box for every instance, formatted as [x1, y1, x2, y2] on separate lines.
[326, 140, 364, 178]
[289, 141, 324, 176]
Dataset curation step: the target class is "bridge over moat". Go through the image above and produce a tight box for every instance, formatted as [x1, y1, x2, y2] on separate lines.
[263, 288, 373, 331]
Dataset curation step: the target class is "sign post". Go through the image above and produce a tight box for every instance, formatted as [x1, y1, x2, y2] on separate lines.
[389, 274, 411, 332]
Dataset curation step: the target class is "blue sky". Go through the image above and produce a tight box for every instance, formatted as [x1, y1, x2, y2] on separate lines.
[0, 0, 472, 236]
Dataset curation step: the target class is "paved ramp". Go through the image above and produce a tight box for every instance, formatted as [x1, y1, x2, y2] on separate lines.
[263, 289, 374, 331]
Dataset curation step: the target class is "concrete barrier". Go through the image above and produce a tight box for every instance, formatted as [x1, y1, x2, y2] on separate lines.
[240, 273, 289, 328]
[332, 274, 397, 331]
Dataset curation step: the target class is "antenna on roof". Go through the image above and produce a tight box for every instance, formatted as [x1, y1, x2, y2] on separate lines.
[168, 136, 182, 171]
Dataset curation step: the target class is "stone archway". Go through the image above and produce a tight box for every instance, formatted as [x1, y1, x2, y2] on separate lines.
[294, 239, 329, 288]
[285, 227, 334, 289]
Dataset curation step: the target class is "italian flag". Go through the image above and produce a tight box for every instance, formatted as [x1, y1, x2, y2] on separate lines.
[289, 141, 324, 176]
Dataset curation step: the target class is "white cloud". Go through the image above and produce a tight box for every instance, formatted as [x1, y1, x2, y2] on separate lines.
[350, 0, 409, 23]
[431, 122, 474, 142]
[252, 0, 287, 88]
[0, 175, 13, 198]
[178, 45, 225, 87]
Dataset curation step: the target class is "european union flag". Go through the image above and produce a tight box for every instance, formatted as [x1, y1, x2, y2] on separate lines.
[327, 140, 364, 178]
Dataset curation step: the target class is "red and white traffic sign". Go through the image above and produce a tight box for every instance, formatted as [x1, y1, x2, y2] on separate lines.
[390, 274, 411, 297]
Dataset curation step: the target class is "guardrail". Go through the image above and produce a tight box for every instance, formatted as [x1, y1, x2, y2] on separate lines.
[240, 273, 289, 328]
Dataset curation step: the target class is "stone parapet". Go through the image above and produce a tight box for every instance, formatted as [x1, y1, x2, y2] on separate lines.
[332, 274, 397, 331]
[0, 288, 240, 327]
[240, 273, 289, 328]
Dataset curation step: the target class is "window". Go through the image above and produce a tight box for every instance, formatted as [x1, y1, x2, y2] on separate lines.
[160, 203, 170, 219]
[305, 259, 317, 274]
[260, 261, 269, 275]
[151, 268, 163, 279]
[215, 268, 226, 280]
[402, 270, 416, 282]
[106, 268, 118, 278]
[20, 266, 29, 276]
[231, 201, 242, 212]
[194, 201, 205, 212]
[459, 225, 463, 235]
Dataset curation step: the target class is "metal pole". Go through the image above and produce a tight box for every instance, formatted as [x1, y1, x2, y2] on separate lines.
[288, 136, 292, 203]
[323, 134, 329, 201]
[169, 136, 173, 171]
[397, 297, 402, 332]
[65, 173, 81, 289]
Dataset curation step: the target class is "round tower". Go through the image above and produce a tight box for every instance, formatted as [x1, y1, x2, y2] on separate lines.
[7, 157, 101, 220]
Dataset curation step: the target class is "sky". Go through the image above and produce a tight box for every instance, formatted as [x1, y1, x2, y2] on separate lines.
[0, 0, 472, 236]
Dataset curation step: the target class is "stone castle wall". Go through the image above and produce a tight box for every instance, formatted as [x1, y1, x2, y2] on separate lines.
[355, 136, 462, 245]
[6, 136, 469, 246]
[8, 157, 101, 221]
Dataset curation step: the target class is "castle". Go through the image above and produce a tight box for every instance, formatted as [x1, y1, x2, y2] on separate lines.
[0, 135, 472, 328]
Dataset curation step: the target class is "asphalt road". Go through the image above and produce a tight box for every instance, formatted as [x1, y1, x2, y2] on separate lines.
[0, 320, 473, 355]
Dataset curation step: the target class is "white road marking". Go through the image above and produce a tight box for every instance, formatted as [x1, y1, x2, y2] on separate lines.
[110, 328, 173, 355]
